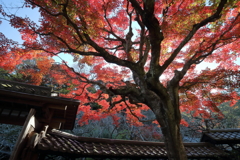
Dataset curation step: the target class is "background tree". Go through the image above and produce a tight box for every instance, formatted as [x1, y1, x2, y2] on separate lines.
[181, 99, 240, 142]
[1, 0, 240, 159]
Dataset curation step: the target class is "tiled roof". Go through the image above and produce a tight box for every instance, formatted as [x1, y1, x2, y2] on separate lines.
[37, 129, 227, 158]
[0, 79, 51, 96]
[201, 129, 240, 144]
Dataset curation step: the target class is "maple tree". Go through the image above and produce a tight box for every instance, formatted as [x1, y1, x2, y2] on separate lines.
[1, 0, 240, 159]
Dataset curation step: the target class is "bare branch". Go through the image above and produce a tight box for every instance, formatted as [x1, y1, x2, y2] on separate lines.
[124, 99, 155, 122]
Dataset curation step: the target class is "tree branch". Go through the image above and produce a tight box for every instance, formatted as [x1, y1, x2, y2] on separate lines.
[172, 11, 240, 87]
[161, 0, 228, 75]
[124, 100, 156, 122]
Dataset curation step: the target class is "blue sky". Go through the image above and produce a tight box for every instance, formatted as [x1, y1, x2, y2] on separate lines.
[0, 0, 39, 42]
[0, 0, 73, 63]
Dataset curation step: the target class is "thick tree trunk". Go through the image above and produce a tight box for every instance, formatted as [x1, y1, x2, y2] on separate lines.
[160, 119, 187, 160]
[147, 92, 188, 160]
[153, 110, 188, 160]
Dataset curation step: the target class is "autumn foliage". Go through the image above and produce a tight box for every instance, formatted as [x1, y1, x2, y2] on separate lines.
[1, 0, 240, 159]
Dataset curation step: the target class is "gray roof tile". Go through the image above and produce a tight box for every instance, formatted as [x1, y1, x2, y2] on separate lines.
[37, 129, 227, 158]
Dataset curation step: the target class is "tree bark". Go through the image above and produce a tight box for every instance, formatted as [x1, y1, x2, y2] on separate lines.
[145, 90, 188, 160]
[160, 116, 187, 160]
[152, 106, 187, 160]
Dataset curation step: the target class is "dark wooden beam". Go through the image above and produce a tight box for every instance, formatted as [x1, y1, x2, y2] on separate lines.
[10, 109, 41, 160]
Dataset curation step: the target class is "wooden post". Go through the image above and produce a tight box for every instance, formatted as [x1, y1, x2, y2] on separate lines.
[10, 108, 39, 160]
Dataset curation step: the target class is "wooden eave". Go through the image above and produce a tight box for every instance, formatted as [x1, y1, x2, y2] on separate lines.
[0, 88, 79, 130]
